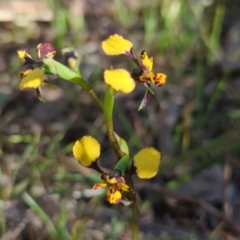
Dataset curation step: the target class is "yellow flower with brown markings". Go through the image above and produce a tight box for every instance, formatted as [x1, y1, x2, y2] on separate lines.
[93, 173, 133, 205]
[17, 43, 56, 98]
[102, 34, 167, 109]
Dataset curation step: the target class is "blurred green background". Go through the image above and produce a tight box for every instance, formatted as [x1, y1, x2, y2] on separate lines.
[1, 0, 240, 239]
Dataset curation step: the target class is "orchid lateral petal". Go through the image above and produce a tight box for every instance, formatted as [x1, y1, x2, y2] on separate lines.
[120, 183, 132, 192]
[93, 181, 107, 189]
[73, 136, 100, 167]
[133, 147, 161, 179]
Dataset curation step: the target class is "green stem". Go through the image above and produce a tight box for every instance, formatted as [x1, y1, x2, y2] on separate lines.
[130, 180, 138, 240]
[104, 85, 125, 159]
[89, 89, 104, 110]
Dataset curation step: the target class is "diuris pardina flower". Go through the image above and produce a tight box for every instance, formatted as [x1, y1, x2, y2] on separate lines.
[72, 135, 161, 205]
[93, 173, 134, 205]
[72, 135, 133, 205]
[17, 43, 56, 101]
[102, 34, 167, 110]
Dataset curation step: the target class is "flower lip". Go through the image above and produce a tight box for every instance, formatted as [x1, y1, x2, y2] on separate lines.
[107, 189, 122, 204]
[153, 73, 167, 86]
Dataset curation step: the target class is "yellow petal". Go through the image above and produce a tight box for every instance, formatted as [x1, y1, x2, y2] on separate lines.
[19, 68, 44, 90]
[104, 69, 136, 94]
[102, 34, 133, 55]
[133, 147, 161, 179]
[140, 50, 153, 72]
[17, 50, 27, 63]
[119, 183, 131, 192]
[19, 69, 32, 79]
[107, 189, 122, 204]
[68, 58, 77, 70]
[72, 136, 100, 167]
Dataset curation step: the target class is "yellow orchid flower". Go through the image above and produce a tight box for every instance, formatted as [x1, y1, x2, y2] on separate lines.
[72, 136, 133, 204]
[139, 50, 167, 86]
[102, 34, 167, 108]
[17, 50, 45, 91]
[93, 173, 133, 205]
[17, 44, 57, 100]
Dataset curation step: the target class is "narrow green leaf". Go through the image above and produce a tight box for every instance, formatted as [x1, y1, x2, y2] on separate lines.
[43, 58, 92, 92]
[22, 192, 58, 238]
[43, 58, 79, 80]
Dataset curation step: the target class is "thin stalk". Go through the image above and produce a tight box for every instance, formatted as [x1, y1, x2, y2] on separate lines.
[130, 179, 138, 240]
[89, 89, 104, 110]
[104, 85, 125, 159]
[104, 85, 139, 239]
